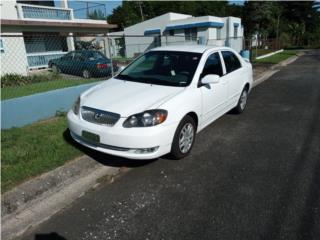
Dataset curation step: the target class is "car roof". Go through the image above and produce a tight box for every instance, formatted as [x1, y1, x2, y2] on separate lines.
[149, 45, 233, 54]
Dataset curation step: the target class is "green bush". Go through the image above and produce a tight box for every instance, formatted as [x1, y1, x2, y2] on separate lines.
[1, 73, 61, 88]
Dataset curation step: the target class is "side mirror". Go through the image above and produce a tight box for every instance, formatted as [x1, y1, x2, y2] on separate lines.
[201, 74, 220, 85]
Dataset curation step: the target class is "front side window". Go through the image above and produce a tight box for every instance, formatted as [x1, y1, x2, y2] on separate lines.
[64, 52, 75, 61]
[202, 52, 223, 77]
[222, 51, 241, 74]
[116, 51, 202, 87]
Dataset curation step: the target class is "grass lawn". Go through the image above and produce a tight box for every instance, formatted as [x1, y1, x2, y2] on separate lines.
[254, 48, 274, 58]
[254, 50, 299, 64]
[1, 116, 83, 193]
[1, 78, 98, 100]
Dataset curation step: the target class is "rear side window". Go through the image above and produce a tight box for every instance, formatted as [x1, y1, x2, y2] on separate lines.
[202, 52, 223, 77]
[222, 51, 241, 74]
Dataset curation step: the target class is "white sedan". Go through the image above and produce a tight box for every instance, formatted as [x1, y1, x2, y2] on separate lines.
[68, 45, 253, 160]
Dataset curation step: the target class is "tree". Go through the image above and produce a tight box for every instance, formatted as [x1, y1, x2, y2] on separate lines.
[88, 9, 106, 20]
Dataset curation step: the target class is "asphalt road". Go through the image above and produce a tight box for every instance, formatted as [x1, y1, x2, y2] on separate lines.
[21, 50, 320, 240]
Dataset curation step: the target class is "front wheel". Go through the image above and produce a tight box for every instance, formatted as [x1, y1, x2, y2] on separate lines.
[170, 115, 196, 160]
[233, 87, 248, 114]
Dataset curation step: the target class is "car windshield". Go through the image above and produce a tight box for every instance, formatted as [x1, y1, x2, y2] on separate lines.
[116, 51, 202, 87]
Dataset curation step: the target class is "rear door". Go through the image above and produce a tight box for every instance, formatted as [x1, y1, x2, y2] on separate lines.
[221, 51, 245, 107]
[199, 52, 228, 124]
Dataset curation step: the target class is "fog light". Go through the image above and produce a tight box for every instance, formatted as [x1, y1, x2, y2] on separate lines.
[128, 146, 159, 154]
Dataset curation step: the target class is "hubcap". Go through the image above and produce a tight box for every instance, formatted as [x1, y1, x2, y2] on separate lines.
[83, 70, 89, 78]
[52, 65, 58, 73]
[240, 90, 248, 110]
[179, 123, 194, 154]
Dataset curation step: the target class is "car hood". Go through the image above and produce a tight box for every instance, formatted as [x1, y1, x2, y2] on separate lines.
[81, 78, 185, 117]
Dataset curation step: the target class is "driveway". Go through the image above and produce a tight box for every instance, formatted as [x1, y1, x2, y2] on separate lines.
[21, 50, 320, 240]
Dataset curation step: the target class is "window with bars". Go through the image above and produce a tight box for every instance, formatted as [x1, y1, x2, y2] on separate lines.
[184, 28, 197, 41]
[23, 33, 68, 53]
[234, 26, 238, 38]
[217, 28, 221, 40]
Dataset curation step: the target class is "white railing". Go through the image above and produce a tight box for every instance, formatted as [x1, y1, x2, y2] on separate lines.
[16, 3, 74, 21]
[27, 51, 67, 69]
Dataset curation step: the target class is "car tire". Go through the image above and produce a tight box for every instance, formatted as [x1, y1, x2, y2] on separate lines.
[170, 115, 196, 160]
[233, 87, 249, 114]
[52, 64, 60, 74]
[82, 69, 91, 79]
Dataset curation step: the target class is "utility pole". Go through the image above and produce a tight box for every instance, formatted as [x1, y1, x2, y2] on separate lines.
[276, 14, 280, 50]
[138, 1, 144, 21]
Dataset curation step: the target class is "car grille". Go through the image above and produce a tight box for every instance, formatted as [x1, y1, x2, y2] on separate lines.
[81, 106, 120, 126]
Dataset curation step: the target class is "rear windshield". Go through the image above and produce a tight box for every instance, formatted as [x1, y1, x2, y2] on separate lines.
[87, 52, 108, 61]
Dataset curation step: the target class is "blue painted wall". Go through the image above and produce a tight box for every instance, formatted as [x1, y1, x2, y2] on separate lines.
[1, 82, 98, 129]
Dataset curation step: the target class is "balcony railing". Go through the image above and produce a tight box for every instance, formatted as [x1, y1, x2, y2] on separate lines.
[17, 4, 73, 20]
[27, 51, 67, 69]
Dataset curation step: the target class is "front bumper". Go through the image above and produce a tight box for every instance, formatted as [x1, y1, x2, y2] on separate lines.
[67, 110, 177, 159]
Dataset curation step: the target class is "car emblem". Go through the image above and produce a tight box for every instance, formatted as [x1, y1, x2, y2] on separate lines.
[94, 113, 102, 120]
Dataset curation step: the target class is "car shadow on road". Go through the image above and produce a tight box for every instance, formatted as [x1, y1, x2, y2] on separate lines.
[34, 232, 66, 240]
[63, 129, 157, 168]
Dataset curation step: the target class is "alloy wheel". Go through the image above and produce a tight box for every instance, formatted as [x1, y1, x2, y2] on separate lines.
[179, 123, 194, 154]
[239, 90, 248, 110]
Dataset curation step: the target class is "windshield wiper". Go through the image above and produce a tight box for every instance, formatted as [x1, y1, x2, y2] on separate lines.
[116, 74, 134, 81]
[139, 77, 182, 86]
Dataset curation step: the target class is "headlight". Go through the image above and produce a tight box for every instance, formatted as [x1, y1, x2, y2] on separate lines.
[72, 96, 80, 115]
[123, 110, 167, 128]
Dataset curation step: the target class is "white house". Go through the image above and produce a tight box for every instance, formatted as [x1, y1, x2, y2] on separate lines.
[0, 0, 116, 76]
[109, 12, 244, 58]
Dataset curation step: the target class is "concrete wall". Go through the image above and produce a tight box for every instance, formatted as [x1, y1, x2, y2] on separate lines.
[0, 0, 18, 20]
[124, 13, 191, 57]
[121, 14, 244, 57]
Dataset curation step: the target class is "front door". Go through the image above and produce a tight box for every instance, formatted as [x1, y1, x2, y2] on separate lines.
[221, 51, 245, 107]
[200, 52, 228, 124]
[59, 52, 74, 74]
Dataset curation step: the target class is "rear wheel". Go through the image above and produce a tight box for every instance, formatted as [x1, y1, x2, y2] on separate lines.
[82, 69, 91, 79]
[51, 64, 60, 74]
[233, 87, 249, 114]
[170, 115, 196, 159]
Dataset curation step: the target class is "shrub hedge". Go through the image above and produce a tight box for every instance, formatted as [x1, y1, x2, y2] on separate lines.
[1, 73, 61, 88]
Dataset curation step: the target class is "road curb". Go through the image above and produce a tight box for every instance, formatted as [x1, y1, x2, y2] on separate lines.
[252, 52, 304, 88]
[1, 156, 120, 240]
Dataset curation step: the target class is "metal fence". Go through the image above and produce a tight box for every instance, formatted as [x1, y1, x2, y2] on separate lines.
[0, 33, 248, 101]
[244, 37, 282, 61]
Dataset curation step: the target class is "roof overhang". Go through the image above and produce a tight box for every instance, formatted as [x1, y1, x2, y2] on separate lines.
[144, 29, 161, 36]
[0, 19, 117, 33]
[165, 21, 224, 31]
